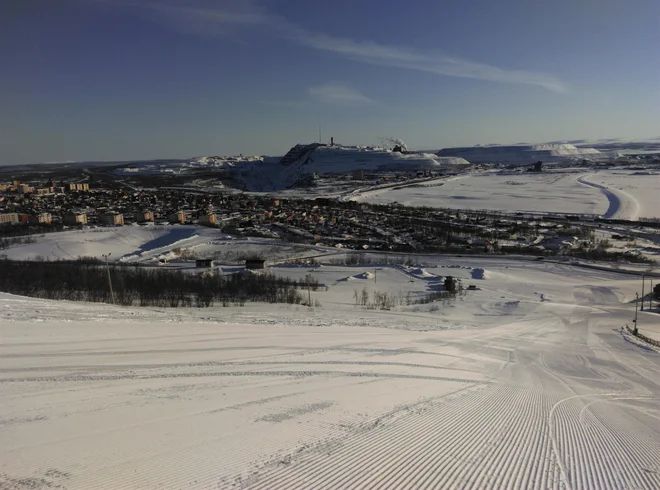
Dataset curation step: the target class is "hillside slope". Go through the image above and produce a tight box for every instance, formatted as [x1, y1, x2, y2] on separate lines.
[286, 144, 470, 173]
[2, 256, 660, 489]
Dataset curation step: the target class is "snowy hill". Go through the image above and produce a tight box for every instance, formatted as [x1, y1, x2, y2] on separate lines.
[437, 143, 602, 164]
[237, 144, 471, 191]
[3, 253, 660, 489]
[113, 155, 270, 175]
[189, 155, 267, 167]
[278, 144, 469, 177]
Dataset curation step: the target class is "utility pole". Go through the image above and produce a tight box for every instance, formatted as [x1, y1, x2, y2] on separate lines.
[102, 253, 115, 305]
[641, 274, 645, 310]
[633, 292, 639, 335]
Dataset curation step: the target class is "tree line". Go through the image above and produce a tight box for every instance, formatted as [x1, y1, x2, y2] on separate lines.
[0, 259, 320, 307]
[0, 235, 37, 251]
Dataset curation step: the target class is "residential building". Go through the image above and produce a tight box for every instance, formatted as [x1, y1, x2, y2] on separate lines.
[63, 213, 88, 226]
[28, 213, 53, 225]
[0, 213, 19, 225]
[198, 213, 217, 226]
[99, 213, 124, 226]
[134, 211, 155, 223]
[168, 210, 186, 224]
[18, 184, 35, 194]
[0, 184, 7, 191]
[67, 183, 90, 192]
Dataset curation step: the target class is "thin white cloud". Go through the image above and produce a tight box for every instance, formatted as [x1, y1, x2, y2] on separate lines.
[111, 0, 568, 93]
[300, 34, 568, 93]
[308, 82, 375, 105]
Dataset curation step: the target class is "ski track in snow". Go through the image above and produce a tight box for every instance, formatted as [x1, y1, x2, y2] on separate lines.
[2, 260, 660, 489]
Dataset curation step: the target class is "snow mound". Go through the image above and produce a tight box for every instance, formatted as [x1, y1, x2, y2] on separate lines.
[410, 268, 436, 278]
[471, 268, 489, 280]
[338, 271, 375, 282]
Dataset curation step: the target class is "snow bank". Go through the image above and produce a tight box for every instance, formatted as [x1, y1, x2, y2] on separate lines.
[471, 268, 488, 280]
[410, 268, 435, 278]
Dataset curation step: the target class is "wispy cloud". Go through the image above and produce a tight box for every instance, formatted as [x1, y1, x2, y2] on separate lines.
[299, 34, 568, 93]
[110, 0, 568, 93]
[308, 82, 375, 105]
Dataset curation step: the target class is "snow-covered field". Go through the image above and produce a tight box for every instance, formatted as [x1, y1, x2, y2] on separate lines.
[0, 225, 321, 264]
[3, 253, 660, 489]
[353, 170, 659, 220]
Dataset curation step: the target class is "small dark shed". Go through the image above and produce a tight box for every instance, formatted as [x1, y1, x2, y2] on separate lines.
[245, 259, 266, 270]
[196, 259, 214, 268]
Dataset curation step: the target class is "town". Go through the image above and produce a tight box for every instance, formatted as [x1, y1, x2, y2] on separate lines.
[0, 174, 655, 264]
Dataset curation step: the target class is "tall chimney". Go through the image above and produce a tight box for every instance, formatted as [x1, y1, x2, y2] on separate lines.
[331, 137, 334, 146]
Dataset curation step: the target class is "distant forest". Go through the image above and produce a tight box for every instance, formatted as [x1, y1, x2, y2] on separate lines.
[0, 259, 319, 307]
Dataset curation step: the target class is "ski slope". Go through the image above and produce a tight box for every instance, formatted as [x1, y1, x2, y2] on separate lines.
[2, 256, 660, 489]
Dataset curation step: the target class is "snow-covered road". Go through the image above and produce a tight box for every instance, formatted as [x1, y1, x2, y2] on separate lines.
[2, 262, 660, 489]
[576, 174, 641, 220]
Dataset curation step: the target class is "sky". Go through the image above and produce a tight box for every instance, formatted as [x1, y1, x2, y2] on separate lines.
[1, 0, 659, 164]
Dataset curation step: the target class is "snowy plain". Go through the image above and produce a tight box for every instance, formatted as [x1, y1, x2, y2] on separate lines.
[353, 169, 659, 220]
[2, 242, 660, 489]
[0, 225, 322, 264]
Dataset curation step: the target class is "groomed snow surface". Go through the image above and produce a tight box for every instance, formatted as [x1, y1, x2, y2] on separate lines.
[353, 169, 658, 220]
[3, 254, 660, 489]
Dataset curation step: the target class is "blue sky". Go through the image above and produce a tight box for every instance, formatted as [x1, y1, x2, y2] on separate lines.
[1, 0, 658, 164]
